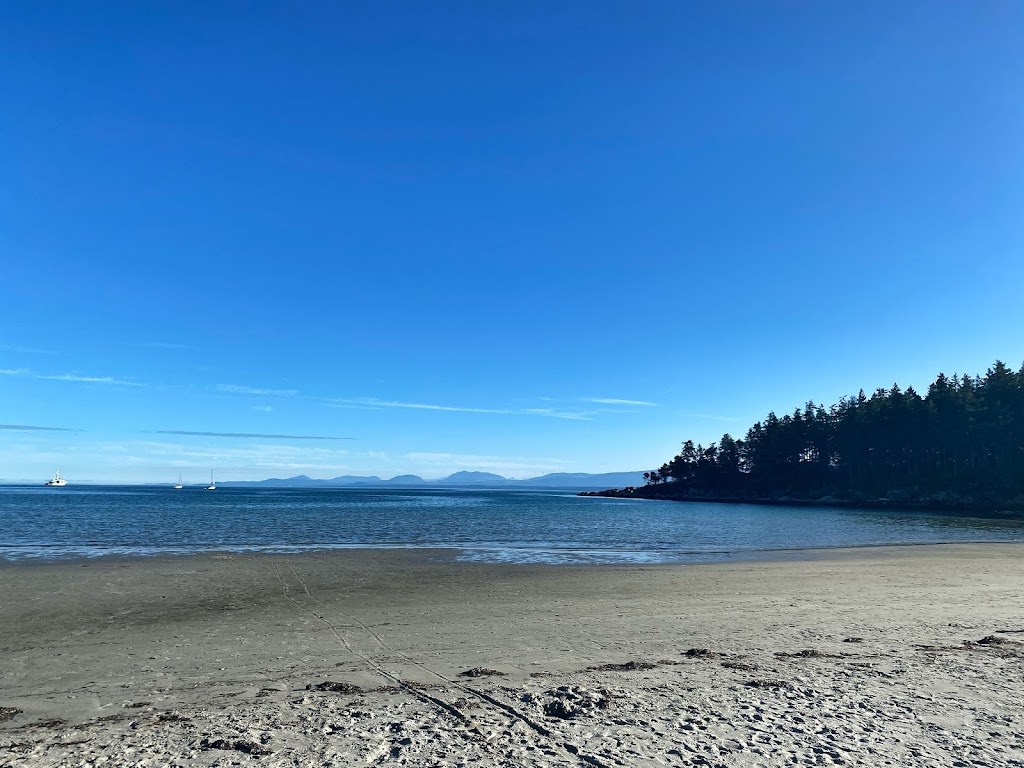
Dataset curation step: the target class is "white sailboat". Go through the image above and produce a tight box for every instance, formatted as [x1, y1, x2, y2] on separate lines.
[174, 474, 183, 490]
[206, 470, 216, 491]
[45, 470, 67, 487]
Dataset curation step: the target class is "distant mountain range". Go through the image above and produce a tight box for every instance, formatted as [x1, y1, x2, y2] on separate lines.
[218, 470, 645, 489]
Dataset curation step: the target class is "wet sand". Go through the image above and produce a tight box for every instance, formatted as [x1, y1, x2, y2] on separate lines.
[2, 544, 1024, 766]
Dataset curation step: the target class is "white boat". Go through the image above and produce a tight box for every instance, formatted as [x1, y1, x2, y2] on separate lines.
[45, 470, 67, 487]
[174, 474, 183, 490]
[206, 470, 216, 491]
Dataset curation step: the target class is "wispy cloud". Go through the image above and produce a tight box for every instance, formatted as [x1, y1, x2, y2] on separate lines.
[252, 405, 273, 413]
[98, 440, 356, 476]
[0, 424, 78, 432]
[523, 407, 593, 421]
[126, 341, 194, 350]
[325, 401, 384, 410]
[0, 343, 54, 354]
[39, 373, 144, 386]
[581, 397, 659, 407]
[216, 384, 299, 397]
[328, 398, 593, 420]
[0, 369, 143, 386]
[330, 398, 512, 414]
[149, 430, 354, 440]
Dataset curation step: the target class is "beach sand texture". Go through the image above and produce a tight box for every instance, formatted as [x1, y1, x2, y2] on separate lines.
[2, 544, 1023, 767]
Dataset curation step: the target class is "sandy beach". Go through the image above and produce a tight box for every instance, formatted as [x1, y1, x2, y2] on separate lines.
[2, 544, 1023, 767]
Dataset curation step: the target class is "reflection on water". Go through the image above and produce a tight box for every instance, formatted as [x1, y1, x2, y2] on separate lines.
[1, 486, 1023, 564]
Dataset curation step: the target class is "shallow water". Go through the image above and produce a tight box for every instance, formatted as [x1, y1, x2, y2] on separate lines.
[2, 485, 1023, 564]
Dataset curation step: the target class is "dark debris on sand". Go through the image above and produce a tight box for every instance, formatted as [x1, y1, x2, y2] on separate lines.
[975, 634, 1020, 646]
[90, 715, 128, 724]
[587, 660, 657, 672]
[13, 719, 66, 730]
[459, 667, 507, 678]
[0, 707, 23, 722]
[531, 686, 613, 720]
[965, 635, 1023, 656]
[916, 635, 1024, 657]
[154, 712, 191, 724]
[307, 681, 364, 694]
[683, 648, 719, 658]
[542, 700, 575, 720]
[744, 679, 792, 689]
[200, 737, 273, 756]
[775, 649, 844, 659]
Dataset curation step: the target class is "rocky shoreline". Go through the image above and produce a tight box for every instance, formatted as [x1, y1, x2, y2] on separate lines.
[578, 484, 1024, 514]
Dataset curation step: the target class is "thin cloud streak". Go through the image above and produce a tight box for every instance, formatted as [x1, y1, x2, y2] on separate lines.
[39, 373, 144, 386]
[0, 369, 143, 386]
[126, 341, 194, 350]
[582, 397, 659, 407]
[328, 398, 593, 420]
[523, 408, 593, 421]
[331, 398, 513, 414]
[0, 343, 54, 354]
[149, 430, 354, 440]
[216, 384, 299, 396]
[92, 440, 357, 478]
[0, 424, 78, 432]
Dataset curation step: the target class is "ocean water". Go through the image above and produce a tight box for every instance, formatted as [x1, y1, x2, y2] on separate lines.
[1, 485, 1023, 564]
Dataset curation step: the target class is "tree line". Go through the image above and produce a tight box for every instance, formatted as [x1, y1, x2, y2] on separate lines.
[644, 360, 1024, 507]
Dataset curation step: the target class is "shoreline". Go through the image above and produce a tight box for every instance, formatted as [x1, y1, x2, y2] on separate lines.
[580, 486, 1024, 514]
[4, 536, 1024, 568]
[3, 544, 1023, 766]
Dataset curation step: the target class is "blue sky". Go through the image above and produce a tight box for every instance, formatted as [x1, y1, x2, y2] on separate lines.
[2, 2, 1022, 482]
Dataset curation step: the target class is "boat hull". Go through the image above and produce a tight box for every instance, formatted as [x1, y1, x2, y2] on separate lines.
[45, 471, 67, 486]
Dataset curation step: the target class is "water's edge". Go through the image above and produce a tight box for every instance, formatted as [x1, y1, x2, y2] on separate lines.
[4, 486, 1024, 565]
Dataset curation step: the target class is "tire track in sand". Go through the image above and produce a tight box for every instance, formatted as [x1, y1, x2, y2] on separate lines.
[270, 561, 471, 727]
[282, 560, 611, 768]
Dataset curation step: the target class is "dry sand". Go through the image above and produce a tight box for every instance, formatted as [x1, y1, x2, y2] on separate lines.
[2, 544, 1023, 767]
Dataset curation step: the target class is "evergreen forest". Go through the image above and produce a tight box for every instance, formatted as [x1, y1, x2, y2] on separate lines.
[629, 360, 1024, 509]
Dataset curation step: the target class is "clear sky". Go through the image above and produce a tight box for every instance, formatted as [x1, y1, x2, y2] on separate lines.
[2, 2, 1022, 483]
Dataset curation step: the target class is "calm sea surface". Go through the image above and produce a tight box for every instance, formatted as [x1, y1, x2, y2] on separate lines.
[2, 485, 1023, 564]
